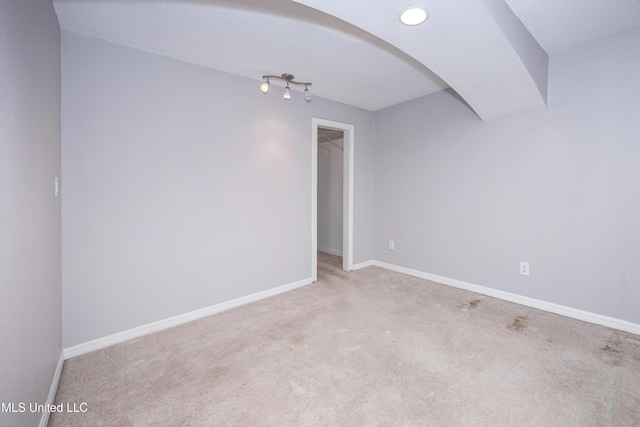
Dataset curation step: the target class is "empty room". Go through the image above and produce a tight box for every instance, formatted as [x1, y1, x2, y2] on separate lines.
[2, 0, 639, 426]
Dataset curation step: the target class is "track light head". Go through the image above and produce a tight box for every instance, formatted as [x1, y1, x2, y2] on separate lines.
[304, 86, 311, 102]
[283, 84, 291, 100]
[260, 79, 270, 94]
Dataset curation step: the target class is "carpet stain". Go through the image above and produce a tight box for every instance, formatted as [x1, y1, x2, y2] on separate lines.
[601, 336, 623, 354]
[289, 334, 305, 344]
[507, 316, 528, 332]
[207, 365, 230, 380]
[460, 299, 482, 312]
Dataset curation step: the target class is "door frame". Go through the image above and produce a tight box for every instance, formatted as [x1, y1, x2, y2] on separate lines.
[312, 118, 354, 281]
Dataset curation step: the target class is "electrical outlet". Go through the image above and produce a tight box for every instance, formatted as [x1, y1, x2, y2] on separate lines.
[389, 240, 395, 250]
[520, 262, 530, 276]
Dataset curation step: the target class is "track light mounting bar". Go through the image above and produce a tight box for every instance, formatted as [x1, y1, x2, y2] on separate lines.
[262, 74, 311, 88]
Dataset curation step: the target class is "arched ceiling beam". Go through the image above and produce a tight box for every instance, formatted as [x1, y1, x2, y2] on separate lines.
[293, 0, 548, 120]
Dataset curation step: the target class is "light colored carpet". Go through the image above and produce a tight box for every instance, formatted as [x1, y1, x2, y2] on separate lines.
[50, 253, 640, 426]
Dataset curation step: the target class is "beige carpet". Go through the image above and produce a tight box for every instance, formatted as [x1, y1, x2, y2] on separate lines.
[50, 253, 640, 426]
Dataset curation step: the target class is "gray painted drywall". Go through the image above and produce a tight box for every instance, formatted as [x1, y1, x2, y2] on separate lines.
[318, 137, 344, 255]
[373, 28, 640, 324]
[61, 33, 374, 348]
[0, 0, 62, 426]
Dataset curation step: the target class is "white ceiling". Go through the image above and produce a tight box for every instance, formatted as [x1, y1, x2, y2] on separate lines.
[53, 0, 640, 119]
[504, 0, 640, 55]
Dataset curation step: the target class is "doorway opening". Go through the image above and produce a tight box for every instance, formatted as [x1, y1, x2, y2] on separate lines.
[311, 118, 354, 282]
[318, 127, 343, 261]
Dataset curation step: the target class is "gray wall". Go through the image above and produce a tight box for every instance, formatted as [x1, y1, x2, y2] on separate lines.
[0, 0, 62, 426]
[318, 138, 344, 255]
[373, 29, 640, 324]
[58, 19, 640, 350]
[61, 33, 374, 348]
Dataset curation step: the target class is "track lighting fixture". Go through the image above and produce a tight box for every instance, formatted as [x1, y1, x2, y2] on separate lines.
[260, 73, 312, 102]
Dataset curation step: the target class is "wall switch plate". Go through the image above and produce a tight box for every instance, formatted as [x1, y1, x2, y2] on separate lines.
[389, 240, 395, 250]
[520, 262, 530, 276]
[54, 177, 59, 197]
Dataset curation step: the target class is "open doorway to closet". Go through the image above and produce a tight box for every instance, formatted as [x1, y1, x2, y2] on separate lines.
[311, 118, 354, 282]
[318, 126, 343, 260]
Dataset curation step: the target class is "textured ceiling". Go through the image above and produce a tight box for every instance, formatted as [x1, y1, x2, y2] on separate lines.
[53, 0, 640, 118]
[504, 0, 640, 55]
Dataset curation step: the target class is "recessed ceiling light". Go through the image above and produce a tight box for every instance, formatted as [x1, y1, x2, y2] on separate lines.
[399, 5, 428, 26]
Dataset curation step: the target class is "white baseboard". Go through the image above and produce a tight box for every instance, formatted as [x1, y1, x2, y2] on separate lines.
[352, 259, 374, 270]
[318, 246, 343, 257]
[373, 260, 640, 336]
[39, 352, 64, 427]
[63, 278, 314, 359]
[62, 262, 640, 359]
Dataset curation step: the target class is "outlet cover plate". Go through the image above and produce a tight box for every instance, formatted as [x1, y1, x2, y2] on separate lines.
[520, 262, 530, 276]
